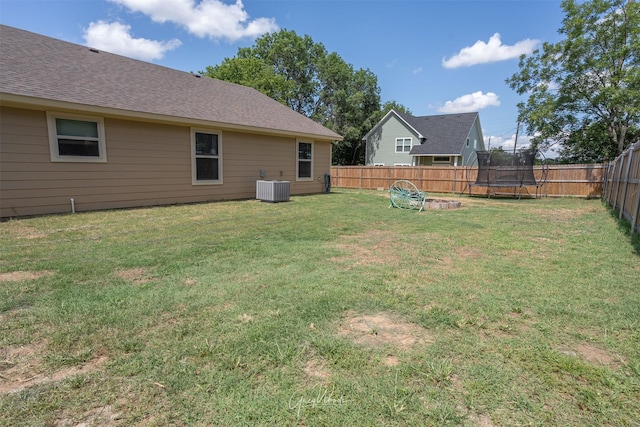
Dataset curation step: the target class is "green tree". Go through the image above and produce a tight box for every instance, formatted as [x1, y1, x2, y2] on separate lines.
[202, 29, 406, 165]
[202, 57, 292, 105]
[507, 0, 640, 162]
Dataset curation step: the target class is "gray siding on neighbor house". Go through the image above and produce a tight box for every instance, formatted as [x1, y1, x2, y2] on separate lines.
[365, 115, 418, 166]
[460, 119, 485, 165]
[365, 110, 485, 167]
[0, 106, 331, 217]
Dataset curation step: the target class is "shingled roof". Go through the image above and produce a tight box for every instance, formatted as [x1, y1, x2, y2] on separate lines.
[0, 25, 342, 141]
[394, 111, 480, 155]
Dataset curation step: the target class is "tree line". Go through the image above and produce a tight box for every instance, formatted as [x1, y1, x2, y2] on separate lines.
[202, 30, 409, 165]
[203, 0, 639, 165]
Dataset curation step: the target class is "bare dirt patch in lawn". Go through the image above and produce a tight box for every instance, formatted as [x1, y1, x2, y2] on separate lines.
[455, 245, 483, 259]
[529, 206, 600, 222]
[114, 268, 153, 285]
[303, 358, 331, 381]
[0, 342, 108, 394]
[330, 230, 401, 267]
[468, 413, 497, 427]
[576, 343, 620, 366]
[382, 355, 400, 366]
[555, 342, 622, 367]
[0, 270, 54, 282]
[55, 404, 122, 427]
[337, 312, 433, 351]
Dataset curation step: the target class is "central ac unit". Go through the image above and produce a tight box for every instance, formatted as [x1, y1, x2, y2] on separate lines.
[256, 180, 290, 202]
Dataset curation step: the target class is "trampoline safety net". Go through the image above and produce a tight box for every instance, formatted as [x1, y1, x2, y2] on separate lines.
[474, 149, 538, 187]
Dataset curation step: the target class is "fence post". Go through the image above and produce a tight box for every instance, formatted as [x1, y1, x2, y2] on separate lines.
[601, 162, 610, 201]
[613, 153, 625, 210]
[453, 165, 457, 193]
[607, 160, 615, 205]
[619, 148, 633, 220]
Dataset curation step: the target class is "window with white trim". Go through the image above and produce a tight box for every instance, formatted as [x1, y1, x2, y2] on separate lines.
[192, 129, 222, 184]
[395, 137, 412, 153]
[297, 141, 313, 180]
[47, 112, 106, 162]
[433, 156, 451, 164]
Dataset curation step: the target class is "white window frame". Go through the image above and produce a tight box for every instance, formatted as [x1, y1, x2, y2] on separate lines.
[191, 128, 223, 185]
[296, 140, 313, 181]
[46, 112, 107, 163]
[433, 156, 452, 164]
[395, 137, 412, 153]
[373, 163, 385, 166]
[394, 163, 412, 166]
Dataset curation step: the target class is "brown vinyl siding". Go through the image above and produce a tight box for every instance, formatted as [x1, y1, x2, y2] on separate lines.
[1, 106, 331, 217]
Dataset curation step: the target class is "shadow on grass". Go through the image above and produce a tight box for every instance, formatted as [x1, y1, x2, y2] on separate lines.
[606, 204, 640, 255]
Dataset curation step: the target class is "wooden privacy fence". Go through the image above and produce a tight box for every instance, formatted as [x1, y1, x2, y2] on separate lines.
[330, 164, 605, 198]
[603, 141, 640, 235]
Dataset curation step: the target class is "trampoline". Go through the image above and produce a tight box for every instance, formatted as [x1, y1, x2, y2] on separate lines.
[467, 149, 548, 198]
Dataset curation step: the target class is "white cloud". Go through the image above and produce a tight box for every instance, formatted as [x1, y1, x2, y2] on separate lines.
[438, 91, 500, 113]
[442, 33, 538, 68]
[412, 67, 423, 75]
[485, 133, 530, 151]
[110, 0, 278, 41]
[484, 133, 559, 158]
[83, 21, 181, 61]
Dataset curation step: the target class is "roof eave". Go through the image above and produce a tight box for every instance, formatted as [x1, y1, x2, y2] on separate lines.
[361, 109, 423, 141]
[1, 93, 343, 142]
[410, 153, 462, 157]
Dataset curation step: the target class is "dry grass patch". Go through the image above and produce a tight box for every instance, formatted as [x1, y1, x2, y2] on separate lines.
[337, 312, 433, 351]
[576, 343, 621, 367]
[0, 342, 107, 394]
[113, 268, 153, 285]
[55, 404, 122, 427]
[530, 207, 599, 222]
[0, 270, 54, 282]
[382, 354, 400, 366]
[330, 230, 402, 267]
[303, 358, 331, 381]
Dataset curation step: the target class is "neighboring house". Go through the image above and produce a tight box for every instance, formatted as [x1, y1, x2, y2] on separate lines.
[0, 25, 342, 218]
[364, 109, 484, 167]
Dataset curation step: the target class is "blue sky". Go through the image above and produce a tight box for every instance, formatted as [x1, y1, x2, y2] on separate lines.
[0, 0, 565, 154]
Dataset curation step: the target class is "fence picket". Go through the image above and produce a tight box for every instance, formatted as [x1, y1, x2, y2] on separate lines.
[600, 142, 640, 234]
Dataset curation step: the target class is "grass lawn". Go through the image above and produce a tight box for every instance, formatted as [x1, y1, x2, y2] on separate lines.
[1, 189, 639, 426]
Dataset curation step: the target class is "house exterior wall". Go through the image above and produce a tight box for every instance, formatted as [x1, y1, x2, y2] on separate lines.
[0, 106, 331, 217]
[365, 115, 419, 166]
[415, 156, 459, 166]
[459, 119, 485, 166]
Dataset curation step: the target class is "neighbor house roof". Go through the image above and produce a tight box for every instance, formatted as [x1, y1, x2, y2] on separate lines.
[0, 25, 342, 141]
[394, 111, 480, 156]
